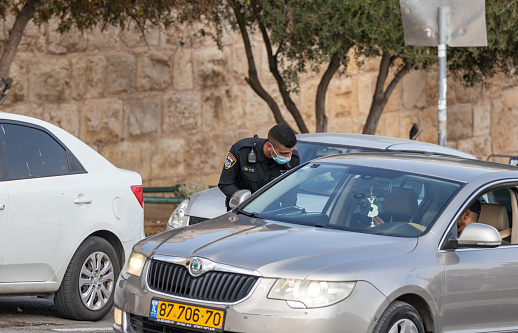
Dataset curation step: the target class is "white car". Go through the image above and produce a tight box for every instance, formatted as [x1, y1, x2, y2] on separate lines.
[0, 112, 144, 321]
[167, 133, 476, 230]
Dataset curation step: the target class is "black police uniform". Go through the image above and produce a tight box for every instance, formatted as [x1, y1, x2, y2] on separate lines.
[218, 136, 300, 204]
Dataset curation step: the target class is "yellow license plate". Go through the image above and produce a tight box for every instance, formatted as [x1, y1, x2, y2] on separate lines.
[150, 299, 225, 332]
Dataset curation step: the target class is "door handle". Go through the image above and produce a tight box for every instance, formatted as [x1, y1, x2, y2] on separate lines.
[0, 204, 4, 210]
[74, 197, 92, 204]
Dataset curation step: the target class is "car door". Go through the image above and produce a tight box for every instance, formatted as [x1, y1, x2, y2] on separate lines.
[0, 181, 7, 273]
[0, 122, 99, 283]
[441, 186, 518, 332]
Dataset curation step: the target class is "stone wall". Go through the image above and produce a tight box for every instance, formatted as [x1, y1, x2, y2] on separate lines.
[3, 20, 517, 187]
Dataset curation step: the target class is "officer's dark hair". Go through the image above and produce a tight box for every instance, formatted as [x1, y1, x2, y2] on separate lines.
[267, 124, 297, 148]
[468, 200, 481, 215]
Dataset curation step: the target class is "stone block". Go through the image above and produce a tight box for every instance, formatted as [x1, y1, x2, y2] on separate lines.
[447, 104, 473, 141]
[483, 73, 513, 99]
[356, 73, 376, 117]
[457, 135, 492, 160]
[71, 55, 107, 100]
[3, 103, 44, 119]
[183, 133, 223, 181]
[402, 71, 426, 110]
[105, 53, 136, 94]
[162, 91, 202, 135]
[243, 87, 275, 126]
[137, 50, 173, 91]
[452, 81, 482, 104]
[385, 79, 404, 113]
[87, 25, 120, 51]
[473, 100, 491, 136]
[100, 140, 152, 180]
[327, 77, 356, 119]
[491, 98, 518, 154]
[29, 58, 71, 103]
[161, 23, 188, 49]
[3, 61, 28, 106]
[10, 18, 46, 56]
[376, 111, 400, 138]
[173, 49, 193, 90]
[150, 137, 185, 185]
[398, 111, 419, 139]
[82, 98, 123, 144]
[230, 44, 248, 83]
[300, 79, 318, 124]
[193, 47, 230, 89]
[120, 23, 159, 48]
[202, 89, 230, 132]
[48, 20, 86, 54]
[501, 86, 518, 109]
[124, 95, 160, 138]
[418, 107, 438, 144]
[43, 103, 80, 137]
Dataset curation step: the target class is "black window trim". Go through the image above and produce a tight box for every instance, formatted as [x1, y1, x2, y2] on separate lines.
[0, 119, 87, 181]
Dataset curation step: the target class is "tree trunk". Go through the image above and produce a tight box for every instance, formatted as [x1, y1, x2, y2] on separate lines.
[229, 0, 289, 126]
[251, 0, 308, 133]
[0, 0, 36, 95]
[362, 52, 412, 135]
[315, 53, 341, 133]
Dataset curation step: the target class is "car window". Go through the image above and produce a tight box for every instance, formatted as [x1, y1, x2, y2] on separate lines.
[455, 187, 516, 245]
[296, 141, 380, 163]
[243, 162, 462, 237]
[1, 123, 72, 179]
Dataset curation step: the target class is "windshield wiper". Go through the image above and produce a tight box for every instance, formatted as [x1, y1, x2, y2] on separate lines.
[235, 208, 260, 218]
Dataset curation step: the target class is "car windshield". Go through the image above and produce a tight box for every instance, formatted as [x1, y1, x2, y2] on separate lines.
[296, 141, 380, 163]
[242, 162, 462, 237]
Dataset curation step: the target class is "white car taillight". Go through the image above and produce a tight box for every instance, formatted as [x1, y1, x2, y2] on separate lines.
[131, 185, 144, 207]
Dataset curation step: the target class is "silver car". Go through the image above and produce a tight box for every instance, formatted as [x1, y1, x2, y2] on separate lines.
[167, 133, 475, 229]
[114, 152, 518, 333]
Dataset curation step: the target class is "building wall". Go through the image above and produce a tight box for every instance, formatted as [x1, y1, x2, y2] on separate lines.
[2, 20, 517, 187]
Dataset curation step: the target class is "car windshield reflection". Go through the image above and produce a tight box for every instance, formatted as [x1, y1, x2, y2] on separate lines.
[243, 162, 463, 237]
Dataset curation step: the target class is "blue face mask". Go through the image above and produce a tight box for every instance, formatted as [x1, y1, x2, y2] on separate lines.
[271, 146, 291, 165]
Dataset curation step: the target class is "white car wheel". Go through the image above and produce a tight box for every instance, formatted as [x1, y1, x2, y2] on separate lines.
[54, 236, 120, 321]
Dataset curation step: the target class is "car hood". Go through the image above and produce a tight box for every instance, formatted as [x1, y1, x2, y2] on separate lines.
[144, 212, 418, 280]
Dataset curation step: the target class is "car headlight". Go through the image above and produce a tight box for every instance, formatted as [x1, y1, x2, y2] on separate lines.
[121, 252, 147, 277]
[268, 279, 356, 308]
[167, 198, 190, 229]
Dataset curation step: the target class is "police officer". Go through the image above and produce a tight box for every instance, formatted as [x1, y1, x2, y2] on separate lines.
[218, 124, 300, 209]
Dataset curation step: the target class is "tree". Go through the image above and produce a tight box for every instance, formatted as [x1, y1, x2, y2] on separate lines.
[0, 0, 184, 99]
[178, 0, 518, 135]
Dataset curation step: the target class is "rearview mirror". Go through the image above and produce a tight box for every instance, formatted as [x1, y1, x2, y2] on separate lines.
[229, 190, 252, 209]
[451, 223, 501, 248]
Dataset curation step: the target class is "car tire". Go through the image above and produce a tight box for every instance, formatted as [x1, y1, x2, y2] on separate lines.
[373, 301, 425, 333]
[54, 236, 120, 321]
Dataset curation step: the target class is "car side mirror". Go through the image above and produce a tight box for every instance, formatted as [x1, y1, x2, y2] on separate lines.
[450, 223, 501, 248]
[229, 190, 252, 209]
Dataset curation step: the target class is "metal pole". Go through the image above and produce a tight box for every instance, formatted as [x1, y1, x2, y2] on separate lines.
[438, 7, 447, 146]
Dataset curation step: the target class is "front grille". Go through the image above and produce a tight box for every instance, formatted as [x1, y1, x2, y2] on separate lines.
[131, 315, 232, 333]
[188, 216, 209, 225]
[148, 260, 258, 303]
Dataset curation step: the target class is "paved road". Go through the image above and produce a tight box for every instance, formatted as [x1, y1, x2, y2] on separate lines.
[0, 296, 114, 332]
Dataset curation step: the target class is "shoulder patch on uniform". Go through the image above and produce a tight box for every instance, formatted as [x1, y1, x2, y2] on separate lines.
[225, 152, 237, 169]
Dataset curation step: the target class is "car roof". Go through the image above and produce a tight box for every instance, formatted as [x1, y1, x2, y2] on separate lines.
[296, 133, 476, 159]
[312, 152, 518, 183]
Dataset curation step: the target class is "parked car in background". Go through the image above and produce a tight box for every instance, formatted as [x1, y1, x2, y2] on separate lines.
[0, 112, 144, 321]
[115, 152, 518, 333]
[167, 133, 476, 230]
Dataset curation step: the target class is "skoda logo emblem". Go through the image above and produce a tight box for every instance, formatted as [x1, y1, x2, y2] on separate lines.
[189, 258, 204, 276]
